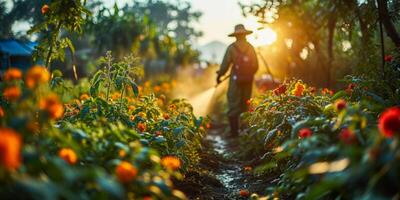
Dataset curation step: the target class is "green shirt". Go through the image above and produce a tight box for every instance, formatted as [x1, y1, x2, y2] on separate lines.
[217, 40, 259, 77]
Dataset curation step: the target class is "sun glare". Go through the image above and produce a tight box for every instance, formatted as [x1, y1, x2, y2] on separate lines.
[245, 16, 277, 47]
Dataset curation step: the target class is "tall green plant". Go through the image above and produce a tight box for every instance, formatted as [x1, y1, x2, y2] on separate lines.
[29, 0, 90, 70]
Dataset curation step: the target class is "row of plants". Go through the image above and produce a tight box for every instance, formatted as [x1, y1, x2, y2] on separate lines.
[0, 52, 207, 199]
[240, 56, 400, 199]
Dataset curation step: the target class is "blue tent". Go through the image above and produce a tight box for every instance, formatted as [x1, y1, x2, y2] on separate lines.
[0, 39, 38, 71]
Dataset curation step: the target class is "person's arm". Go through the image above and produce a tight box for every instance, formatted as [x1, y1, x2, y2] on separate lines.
[217, 45, 233, 77]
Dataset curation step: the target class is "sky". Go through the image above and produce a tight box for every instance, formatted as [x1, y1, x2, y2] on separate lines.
[103, 0, 258, 45]
[190, 0, 247, 45]
[7, 0, 259, 46]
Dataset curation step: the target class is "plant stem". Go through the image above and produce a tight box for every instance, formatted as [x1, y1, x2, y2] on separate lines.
[45, 21, 62, 70]
[377, 0, 386, 80]
[105, 58, 112, 101]
[120, 84, 126, 110]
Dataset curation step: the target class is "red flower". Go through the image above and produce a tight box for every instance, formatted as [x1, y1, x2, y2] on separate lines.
[246, 99, 252, 106]
[347, 83, 356, 90]
[273, 84, 287, 96]
[298, 128, 312, 138]
[339, 128, 356, 144]
[248, 107, 254, 112]
[155, 131, 162, 136]
[309, 87, 317, 94]
[239, 189, 250, 197]
[384, 55, 393, 62]
[137, 122, 146, 132]
[345, 83, 356, 94]
[378, 107, 400, 138]
[334, 99, 347, 111]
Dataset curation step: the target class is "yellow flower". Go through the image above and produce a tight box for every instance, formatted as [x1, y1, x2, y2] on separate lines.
[292, 81, 305, 97]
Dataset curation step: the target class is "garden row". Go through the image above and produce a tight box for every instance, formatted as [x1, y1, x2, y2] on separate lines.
[0, 53, 208, 199]
[240, 56, 400, 199]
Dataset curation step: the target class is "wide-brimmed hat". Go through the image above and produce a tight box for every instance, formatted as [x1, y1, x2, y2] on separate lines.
[228, 24, 253, 37]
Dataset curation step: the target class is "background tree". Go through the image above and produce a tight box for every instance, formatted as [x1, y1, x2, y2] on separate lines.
[241, 0, 399, 88]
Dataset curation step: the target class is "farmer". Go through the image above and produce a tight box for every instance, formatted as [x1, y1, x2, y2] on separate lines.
[216, 24, 259, 137]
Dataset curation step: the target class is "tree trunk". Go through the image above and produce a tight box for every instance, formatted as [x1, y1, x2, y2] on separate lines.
[326, 14, 337, 88]
[377, 0, 400, 48]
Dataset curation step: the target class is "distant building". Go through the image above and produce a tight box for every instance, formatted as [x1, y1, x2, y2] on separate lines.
[0, 39, 38, 72]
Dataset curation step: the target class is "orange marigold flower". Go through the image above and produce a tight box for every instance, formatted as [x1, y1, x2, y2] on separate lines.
[244, 166, 252, 172]
[163, 113, 170, 120]
[161, 156, 181, 171]
[206, 123, 212, 129]
[3, 86, 21, 101]
[0, 128, 22, 170]
[119, 149, 126, 158]
[239, 189, 250, 197]
[41, 4, 50, 14]
[0, 107, 4, 117]
[322, 88, 334, 96]
[298, 128, 312, 138]
[292, 81, 305, 97]
[334, 99, 347, 111]
[169, 104, 177, 110]
[137, 122, 146, 132]
[3, 68, 22, 81]
[59, 148, 77, 165]
[153, 85, 161, 93]
[159, 94, 166, 102]
[116, 161, 138, 183]
[80, 94, 90, 101]
[378, 107, 400, 138]
[25, 66, 50, 88]
[128, 105, 136, 111]
[39, 94, 64, 120]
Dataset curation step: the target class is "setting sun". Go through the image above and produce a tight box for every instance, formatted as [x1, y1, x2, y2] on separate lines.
[244, 16, 277, 47]
[248, 27, 277, 47]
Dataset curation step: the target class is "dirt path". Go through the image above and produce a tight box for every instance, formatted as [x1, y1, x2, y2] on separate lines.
[175, 123, 270, 200]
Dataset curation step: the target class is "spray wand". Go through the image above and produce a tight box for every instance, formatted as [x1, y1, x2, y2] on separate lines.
[214, 74, 231, 88]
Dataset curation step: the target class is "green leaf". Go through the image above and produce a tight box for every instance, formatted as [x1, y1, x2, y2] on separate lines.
[97, 177, 124, 200]
[331, 90, 347, 101]
[64, 38, 75, 54]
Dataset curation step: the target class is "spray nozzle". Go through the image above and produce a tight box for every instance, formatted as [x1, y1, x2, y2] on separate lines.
[215, 75, 230, 88]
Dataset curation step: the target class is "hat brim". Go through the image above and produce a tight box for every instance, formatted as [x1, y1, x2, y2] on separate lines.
[228, 30, 253, 37]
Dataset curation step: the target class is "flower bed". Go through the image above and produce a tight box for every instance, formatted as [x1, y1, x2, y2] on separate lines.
[0, 55, 207, 199]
